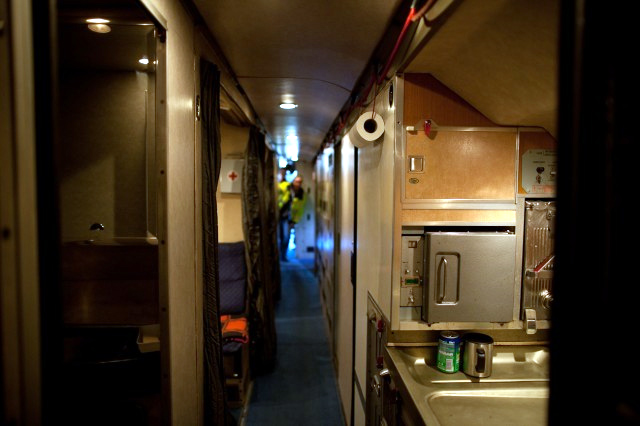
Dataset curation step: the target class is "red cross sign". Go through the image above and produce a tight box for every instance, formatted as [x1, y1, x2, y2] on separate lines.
[227, 170, 238, 181]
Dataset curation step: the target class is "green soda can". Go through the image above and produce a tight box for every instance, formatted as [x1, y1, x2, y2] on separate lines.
[437, 331, 460, 373]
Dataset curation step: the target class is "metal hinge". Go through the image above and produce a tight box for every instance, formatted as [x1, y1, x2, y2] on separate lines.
[195, 95, 201, 121]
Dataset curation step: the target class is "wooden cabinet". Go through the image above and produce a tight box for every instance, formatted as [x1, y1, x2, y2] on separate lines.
[404, 129, 517, 202]
[61, 241, 159, 326]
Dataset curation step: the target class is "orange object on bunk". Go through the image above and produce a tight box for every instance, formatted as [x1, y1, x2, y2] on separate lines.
[220, 315, 249, 344]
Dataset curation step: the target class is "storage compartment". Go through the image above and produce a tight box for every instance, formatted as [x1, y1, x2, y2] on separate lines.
[404, 129, 517, 202]
[422, 231, 516, 323]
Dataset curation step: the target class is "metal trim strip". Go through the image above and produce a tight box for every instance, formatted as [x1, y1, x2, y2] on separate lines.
[402, 201, 517, 209]
[392, 74, 406, 331]
[401, 221, 516, 227]
[406, 126, 519, 133]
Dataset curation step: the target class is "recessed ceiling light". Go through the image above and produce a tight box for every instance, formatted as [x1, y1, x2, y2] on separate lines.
[86, 18, 110, 24]
[279, 103, 298, 110]
[87, 23, 111, 33]
[138, 57, 150, 65]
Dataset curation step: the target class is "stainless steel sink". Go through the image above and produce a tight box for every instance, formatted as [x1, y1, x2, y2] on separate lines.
[426, 385, 548, 426]
[385, 345, 550, 425]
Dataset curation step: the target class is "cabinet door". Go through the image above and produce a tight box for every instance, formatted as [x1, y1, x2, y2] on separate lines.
[405, 130, 517, 201]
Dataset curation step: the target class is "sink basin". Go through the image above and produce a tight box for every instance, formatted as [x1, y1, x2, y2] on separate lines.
[427, 385, 548, 426]
[385, 345, 550, 426]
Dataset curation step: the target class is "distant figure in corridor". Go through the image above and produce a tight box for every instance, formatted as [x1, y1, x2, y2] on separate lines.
[277, 173, 306, 261]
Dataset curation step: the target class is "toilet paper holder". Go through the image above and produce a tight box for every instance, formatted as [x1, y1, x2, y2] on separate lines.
[348, 111, 386, 148]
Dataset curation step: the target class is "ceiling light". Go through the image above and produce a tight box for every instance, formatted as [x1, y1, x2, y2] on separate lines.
[86, 18, 110, 24]
[279, 103, 298, 110]
[285, 143, 299, 162]
[139, 57, 150, 65]
[87, 23, 111, 33]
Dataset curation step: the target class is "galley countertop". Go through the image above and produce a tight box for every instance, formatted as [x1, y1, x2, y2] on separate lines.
[384, 344, 550, 425]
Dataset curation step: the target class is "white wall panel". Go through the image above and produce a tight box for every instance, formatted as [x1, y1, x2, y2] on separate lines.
[148, 1, 199, 424]
[335, 136, 355, 423]
[293, 160, 315, 259]
[353, 78, 396, 402]
[353, 390, 366, 426]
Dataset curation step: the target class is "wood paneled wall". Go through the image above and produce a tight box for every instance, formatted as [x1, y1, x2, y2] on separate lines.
[403, 73, 496, 127]
[401, 73, 557, 219]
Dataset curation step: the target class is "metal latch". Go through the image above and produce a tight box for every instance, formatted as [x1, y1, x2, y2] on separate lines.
[525, 254, 554, 279]
[371, 374, 381, 397]
[524, 308, 537, 335]
[371, 368, 390, 397]
[409, 155, 424, 172]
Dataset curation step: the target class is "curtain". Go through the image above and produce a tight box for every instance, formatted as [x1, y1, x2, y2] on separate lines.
[242, 127, 280, 374]
[263, 147, 282, 301]
[200, 59, 232, 425]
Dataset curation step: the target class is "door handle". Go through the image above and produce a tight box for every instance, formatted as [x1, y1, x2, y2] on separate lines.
[437, 257, 447, 303]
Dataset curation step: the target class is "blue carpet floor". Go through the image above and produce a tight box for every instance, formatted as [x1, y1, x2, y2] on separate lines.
[243, 255, 345, 426]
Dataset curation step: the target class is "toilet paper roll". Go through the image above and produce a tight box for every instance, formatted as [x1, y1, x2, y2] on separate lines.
[348, 112, 385, 148]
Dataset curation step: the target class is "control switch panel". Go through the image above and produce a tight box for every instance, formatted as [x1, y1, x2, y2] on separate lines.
[400, 235, 424, 307]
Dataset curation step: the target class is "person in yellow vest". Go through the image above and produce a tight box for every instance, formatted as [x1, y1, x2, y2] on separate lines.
[277, 174, 306, 261]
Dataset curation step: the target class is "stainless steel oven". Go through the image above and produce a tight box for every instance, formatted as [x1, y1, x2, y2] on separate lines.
[422, 231, 516, 323]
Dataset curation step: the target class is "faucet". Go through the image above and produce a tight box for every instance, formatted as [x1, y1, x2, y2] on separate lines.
[89, 223, 105, 231]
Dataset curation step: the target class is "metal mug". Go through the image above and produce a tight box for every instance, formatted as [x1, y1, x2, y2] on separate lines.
[462, 333, 494, 378]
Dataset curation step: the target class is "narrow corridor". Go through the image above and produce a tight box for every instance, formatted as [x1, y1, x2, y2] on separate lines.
[237, 256, 344, 426]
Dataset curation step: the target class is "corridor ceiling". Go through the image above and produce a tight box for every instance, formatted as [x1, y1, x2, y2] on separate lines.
[193, 0, 560, 163]
[192, 0, 403, 162]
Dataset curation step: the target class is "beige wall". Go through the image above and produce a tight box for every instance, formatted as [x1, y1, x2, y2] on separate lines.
[217, 121, 249, 243]
[58, 71, 149, 241]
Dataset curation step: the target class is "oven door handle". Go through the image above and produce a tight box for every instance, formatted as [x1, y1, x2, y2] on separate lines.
[436, 257, 448, 303]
